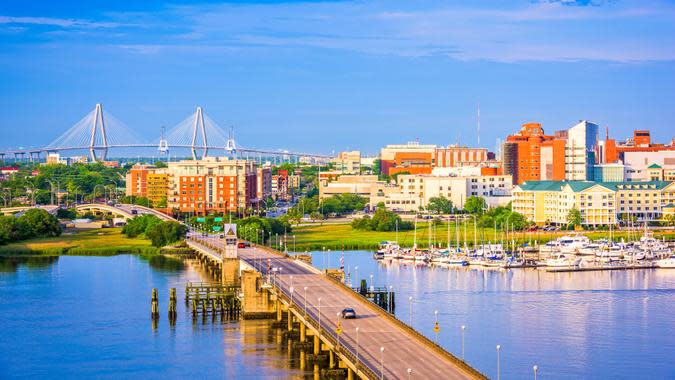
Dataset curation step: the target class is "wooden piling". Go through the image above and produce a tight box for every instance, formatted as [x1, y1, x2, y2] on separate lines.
[151, 288, 159, 319]
[168, 288, 177, 319]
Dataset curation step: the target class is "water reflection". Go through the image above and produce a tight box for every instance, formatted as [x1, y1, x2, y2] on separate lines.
[310, 250, 675, 379]
[0, 254, 312, 379]
[139, 253, 185, 272]
[0, 255, 59, 272]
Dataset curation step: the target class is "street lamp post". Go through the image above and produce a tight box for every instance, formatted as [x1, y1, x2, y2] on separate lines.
[355, 266, 359, 284]
[496, 345, 501, 380]
[434, 310, 439, 343]
[336, 312, 341, 348]
[304, 286, 308, 317]
[355, 327, 360, 373]
[370, 274, 374, 292]
[290, 286, 294, 306]
[533, 365, 538, 380]
[380, 346, 385, 380]
[318, 297, 322, 340]
[408, 296, 413, 326]
[407, 368, 412, 380]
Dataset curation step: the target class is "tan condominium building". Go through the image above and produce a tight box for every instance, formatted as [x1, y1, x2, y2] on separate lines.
[512, 180, 675, 226]
[319, 174, 380, 200]
[167, 157, 257, 215]
[331, 151, 362, 174]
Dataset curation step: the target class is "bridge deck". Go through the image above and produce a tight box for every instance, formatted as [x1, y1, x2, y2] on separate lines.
[196, 235, 484, 380]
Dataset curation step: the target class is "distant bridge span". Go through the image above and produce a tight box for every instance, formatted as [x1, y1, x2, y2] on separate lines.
[0, 205, 59, 216]
[75, 203, 175, 221]
[0, 104, 330, 162]
[0, 203, 175, 222]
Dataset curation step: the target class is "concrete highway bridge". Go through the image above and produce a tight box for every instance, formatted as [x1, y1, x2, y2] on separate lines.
[0, 205, 60, 216]
[0, 203, 175, 221]
[186, 233, 486, 380]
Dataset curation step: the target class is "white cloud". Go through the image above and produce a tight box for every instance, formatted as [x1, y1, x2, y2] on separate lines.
[0, 15, 121, 29]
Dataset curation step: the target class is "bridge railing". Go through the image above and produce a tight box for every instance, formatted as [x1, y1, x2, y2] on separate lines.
[323, 275, 488, 380]
[272, 283, 381, 380]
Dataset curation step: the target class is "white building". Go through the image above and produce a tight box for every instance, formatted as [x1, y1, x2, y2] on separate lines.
[623, 150, 675, 181]
[378, 174, 512, 212]
[565, 120, 599, 181]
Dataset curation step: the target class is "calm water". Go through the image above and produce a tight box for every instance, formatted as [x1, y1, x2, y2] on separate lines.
[311, 250, 675, 380]
[0, 255, 309, 379]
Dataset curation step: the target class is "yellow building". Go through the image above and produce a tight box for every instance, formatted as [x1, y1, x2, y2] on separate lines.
[513, 180, 675, 226]
[146, 172, 168, 206]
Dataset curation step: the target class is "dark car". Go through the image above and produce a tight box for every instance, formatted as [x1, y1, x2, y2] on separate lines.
[341, 308, 356, 319]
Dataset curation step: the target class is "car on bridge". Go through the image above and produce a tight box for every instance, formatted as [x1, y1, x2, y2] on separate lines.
[341, 308, 356, 319]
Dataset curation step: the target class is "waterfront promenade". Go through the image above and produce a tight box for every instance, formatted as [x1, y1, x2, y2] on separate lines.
[191, 233, 485, 380]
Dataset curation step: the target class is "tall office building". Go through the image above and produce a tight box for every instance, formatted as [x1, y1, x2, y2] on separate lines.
[503, 122, 566, 185]
[565, 120, 599, 181]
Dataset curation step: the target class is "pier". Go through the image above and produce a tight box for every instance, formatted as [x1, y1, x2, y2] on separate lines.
[186, 232, 486, 380]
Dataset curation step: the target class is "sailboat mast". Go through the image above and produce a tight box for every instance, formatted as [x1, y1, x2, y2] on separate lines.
[413, 218, 417, 250]
[447, 217, 450, 249]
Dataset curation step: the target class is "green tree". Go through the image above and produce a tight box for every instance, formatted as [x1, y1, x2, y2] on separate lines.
[146, 221, 187, 247]
[18, 209, 61, 237]
[56, 208, 77, 219]
[122, 214, 162, 238]
[464, 196, 487, 214]
[567, 208, 582, 228]
[427, 196, 453, 214]
[351, 208, 413, 232]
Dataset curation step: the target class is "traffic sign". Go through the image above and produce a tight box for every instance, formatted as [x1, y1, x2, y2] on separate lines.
[213, 226, 222, 231]
[214, 217, 223, 222]
[434, 322, 440, 333]
[196, 217, 206, 223]
[336, 322, 343, 335]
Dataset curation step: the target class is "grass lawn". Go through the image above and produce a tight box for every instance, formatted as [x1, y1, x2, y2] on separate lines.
[0, 228, 154, 256]
[290, 222, 675, 251]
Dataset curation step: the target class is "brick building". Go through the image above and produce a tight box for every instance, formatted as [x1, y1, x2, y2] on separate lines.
[167, 157, 256, 215]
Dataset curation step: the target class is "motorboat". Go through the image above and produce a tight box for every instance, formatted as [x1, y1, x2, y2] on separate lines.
[378, 241, 403, 259]
[546, 253, 582, 267]
[556, 235, 591, 254]
[595, 244, 626, 262]
[655, 255, 675, 268]
[501, 256, 526, 268]
[474, 244, 506, 260]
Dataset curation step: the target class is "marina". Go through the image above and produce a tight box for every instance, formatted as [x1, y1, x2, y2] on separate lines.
[310, 249, 675, 379]
[373, 223, 675, 273]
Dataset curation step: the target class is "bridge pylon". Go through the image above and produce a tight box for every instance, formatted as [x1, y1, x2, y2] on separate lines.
[158, 126, 169, 155]
[191, 107, 208, 160]
[225, 127, 237, 156]
[89, 103, 108, 162]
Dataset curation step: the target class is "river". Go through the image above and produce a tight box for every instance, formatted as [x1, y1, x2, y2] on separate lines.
[0, 255, 309, 379]
[2, 252, 674, 379]
[310, 250, 675, 380]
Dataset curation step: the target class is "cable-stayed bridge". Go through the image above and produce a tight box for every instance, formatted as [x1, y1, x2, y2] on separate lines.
[1, 104, 329, 162]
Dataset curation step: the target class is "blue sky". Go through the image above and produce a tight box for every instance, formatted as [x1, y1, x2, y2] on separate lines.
[1, 0, 674, 155]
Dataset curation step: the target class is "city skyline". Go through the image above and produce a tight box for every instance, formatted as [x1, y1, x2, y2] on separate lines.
[1, 0, 675, 154]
